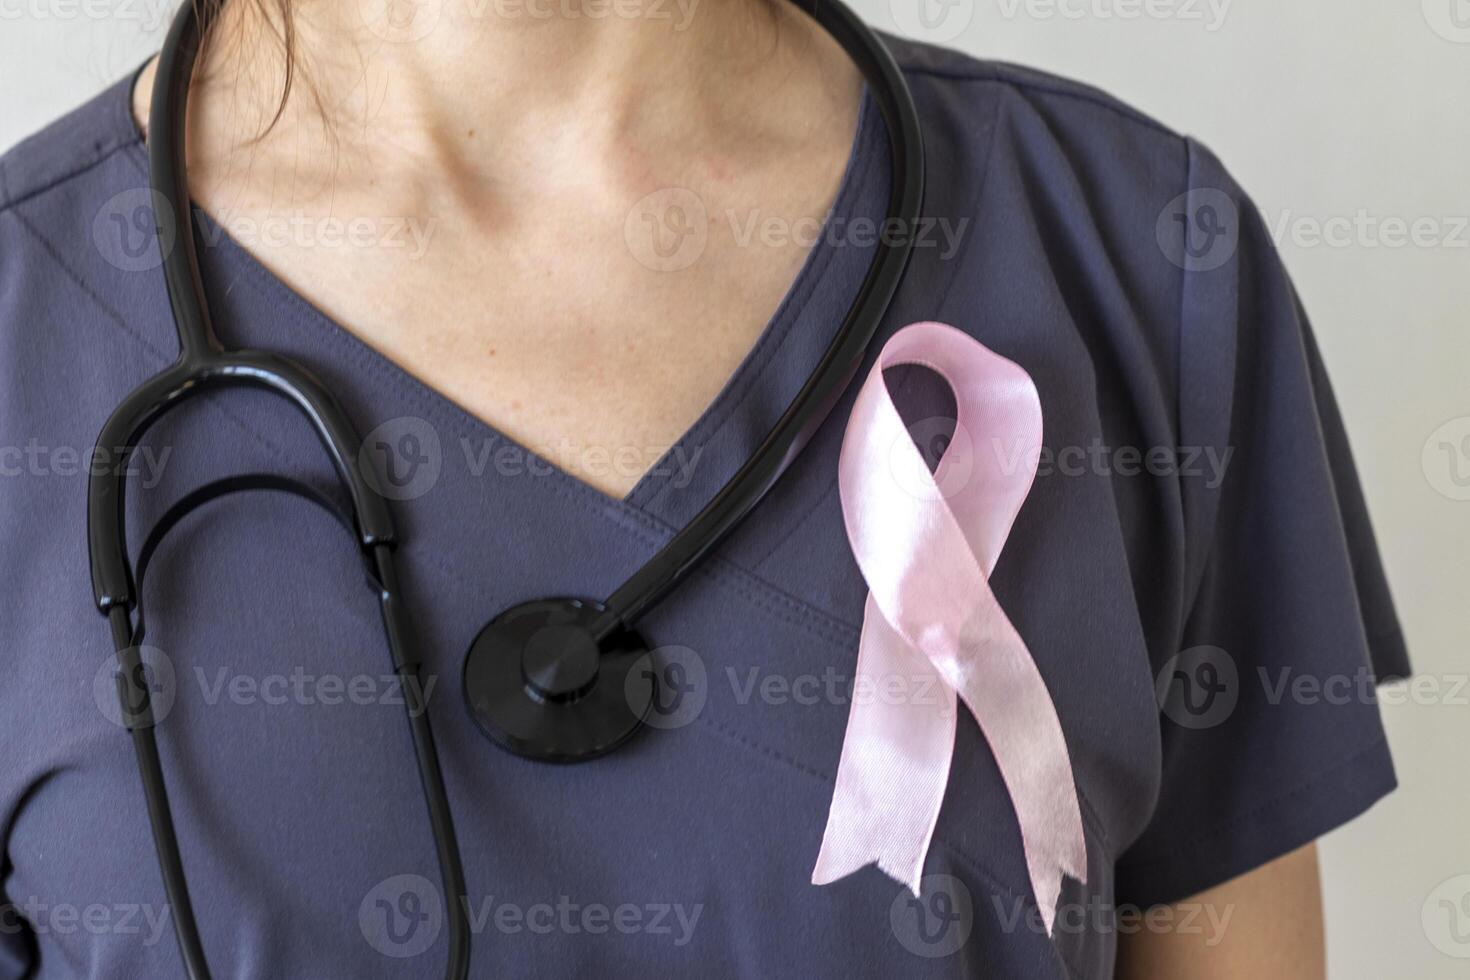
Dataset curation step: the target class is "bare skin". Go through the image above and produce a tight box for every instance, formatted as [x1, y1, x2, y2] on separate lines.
[132, 2, 1331, 972]
[132, 0, 863, 498]
[1116, 844, 1326, 979]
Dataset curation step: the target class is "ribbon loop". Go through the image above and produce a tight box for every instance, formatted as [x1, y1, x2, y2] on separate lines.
[812, 322, 1086, 935]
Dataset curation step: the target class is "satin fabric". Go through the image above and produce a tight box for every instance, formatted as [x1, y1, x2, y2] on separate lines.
[812, 322, 1087, 934]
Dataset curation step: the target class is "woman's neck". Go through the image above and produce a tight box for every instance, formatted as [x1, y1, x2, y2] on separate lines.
[125, 0, 868, 499]
[132, 0, 860, 209]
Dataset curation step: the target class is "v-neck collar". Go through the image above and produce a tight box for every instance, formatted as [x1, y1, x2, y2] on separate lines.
[117, 79, 890, 534]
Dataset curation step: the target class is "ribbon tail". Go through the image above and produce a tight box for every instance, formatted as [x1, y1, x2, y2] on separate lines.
[812, 596, 957, 897]
[820, 320, 1085, 936]
[945, 599, 1088, 936]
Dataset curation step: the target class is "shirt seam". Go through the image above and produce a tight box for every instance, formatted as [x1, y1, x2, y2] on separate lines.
[894, 59, 1179, 139]
[1115, 732, 1391, 871]
[0, 64, 146, 215]
[1175, 135, 1217, 638]
[0, 135, 142, 218]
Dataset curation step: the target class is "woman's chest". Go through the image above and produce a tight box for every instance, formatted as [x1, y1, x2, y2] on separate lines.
[4, 339, 1174, 976]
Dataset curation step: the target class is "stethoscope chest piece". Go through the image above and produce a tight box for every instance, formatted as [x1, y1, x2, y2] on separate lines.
[97, 0, 920, 968]
[461, 598, 655, 763]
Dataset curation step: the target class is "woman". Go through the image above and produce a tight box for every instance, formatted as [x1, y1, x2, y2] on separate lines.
[0, 0, 1406, 976]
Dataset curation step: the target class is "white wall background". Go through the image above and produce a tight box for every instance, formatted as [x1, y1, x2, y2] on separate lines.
[2, 1, 1466, 976]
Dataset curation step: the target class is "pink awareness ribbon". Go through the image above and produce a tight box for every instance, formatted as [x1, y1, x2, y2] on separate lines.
[811, 322, 1086, 935]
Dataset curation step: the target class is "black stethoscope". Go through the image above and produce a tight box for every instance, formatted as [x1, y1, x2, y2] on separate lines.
[88, 1, 924, 975]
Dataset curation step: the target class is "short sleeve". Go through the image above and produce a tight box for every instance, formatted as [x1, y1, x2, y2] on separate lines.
[1114, 138, 1408, 907]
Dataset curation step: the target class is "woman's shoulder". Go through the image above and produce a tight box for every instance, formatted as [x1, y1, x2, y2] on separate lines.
[887, 35, 1262, 381]
[0, 72, 168, 469]
[0, 72, 144, 223]
[889, 33, 1195, 156]
[1, 70, 160, 324]
[0, 69, 168, 346]
[886, 34, 1255, 318]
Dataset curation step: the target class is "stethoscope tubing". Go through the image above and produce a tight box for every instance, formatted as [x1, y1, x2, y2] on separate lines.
[90, 9, 471, 980]
[85, 0, 924, 976]
[590, 0, 925, 640]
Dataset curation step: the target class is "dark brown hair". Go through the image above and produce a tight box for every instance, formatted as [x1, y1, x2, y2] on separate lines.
[193, 0, 300, 133]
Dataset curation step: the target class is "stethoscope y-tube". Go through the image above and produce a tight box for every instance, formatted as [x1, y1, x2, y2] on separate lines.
[85, 0, 924, 975]
[89, 10, 468, 980]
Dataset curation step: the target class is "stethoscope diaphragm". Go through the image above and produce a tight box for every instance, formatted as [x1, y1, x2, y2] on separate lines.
[462, 598, 655, 762]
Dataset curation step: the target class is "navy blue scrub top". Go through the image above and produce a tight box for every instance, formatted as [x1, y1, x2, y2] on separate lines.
[0, 34, 1408, 979]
